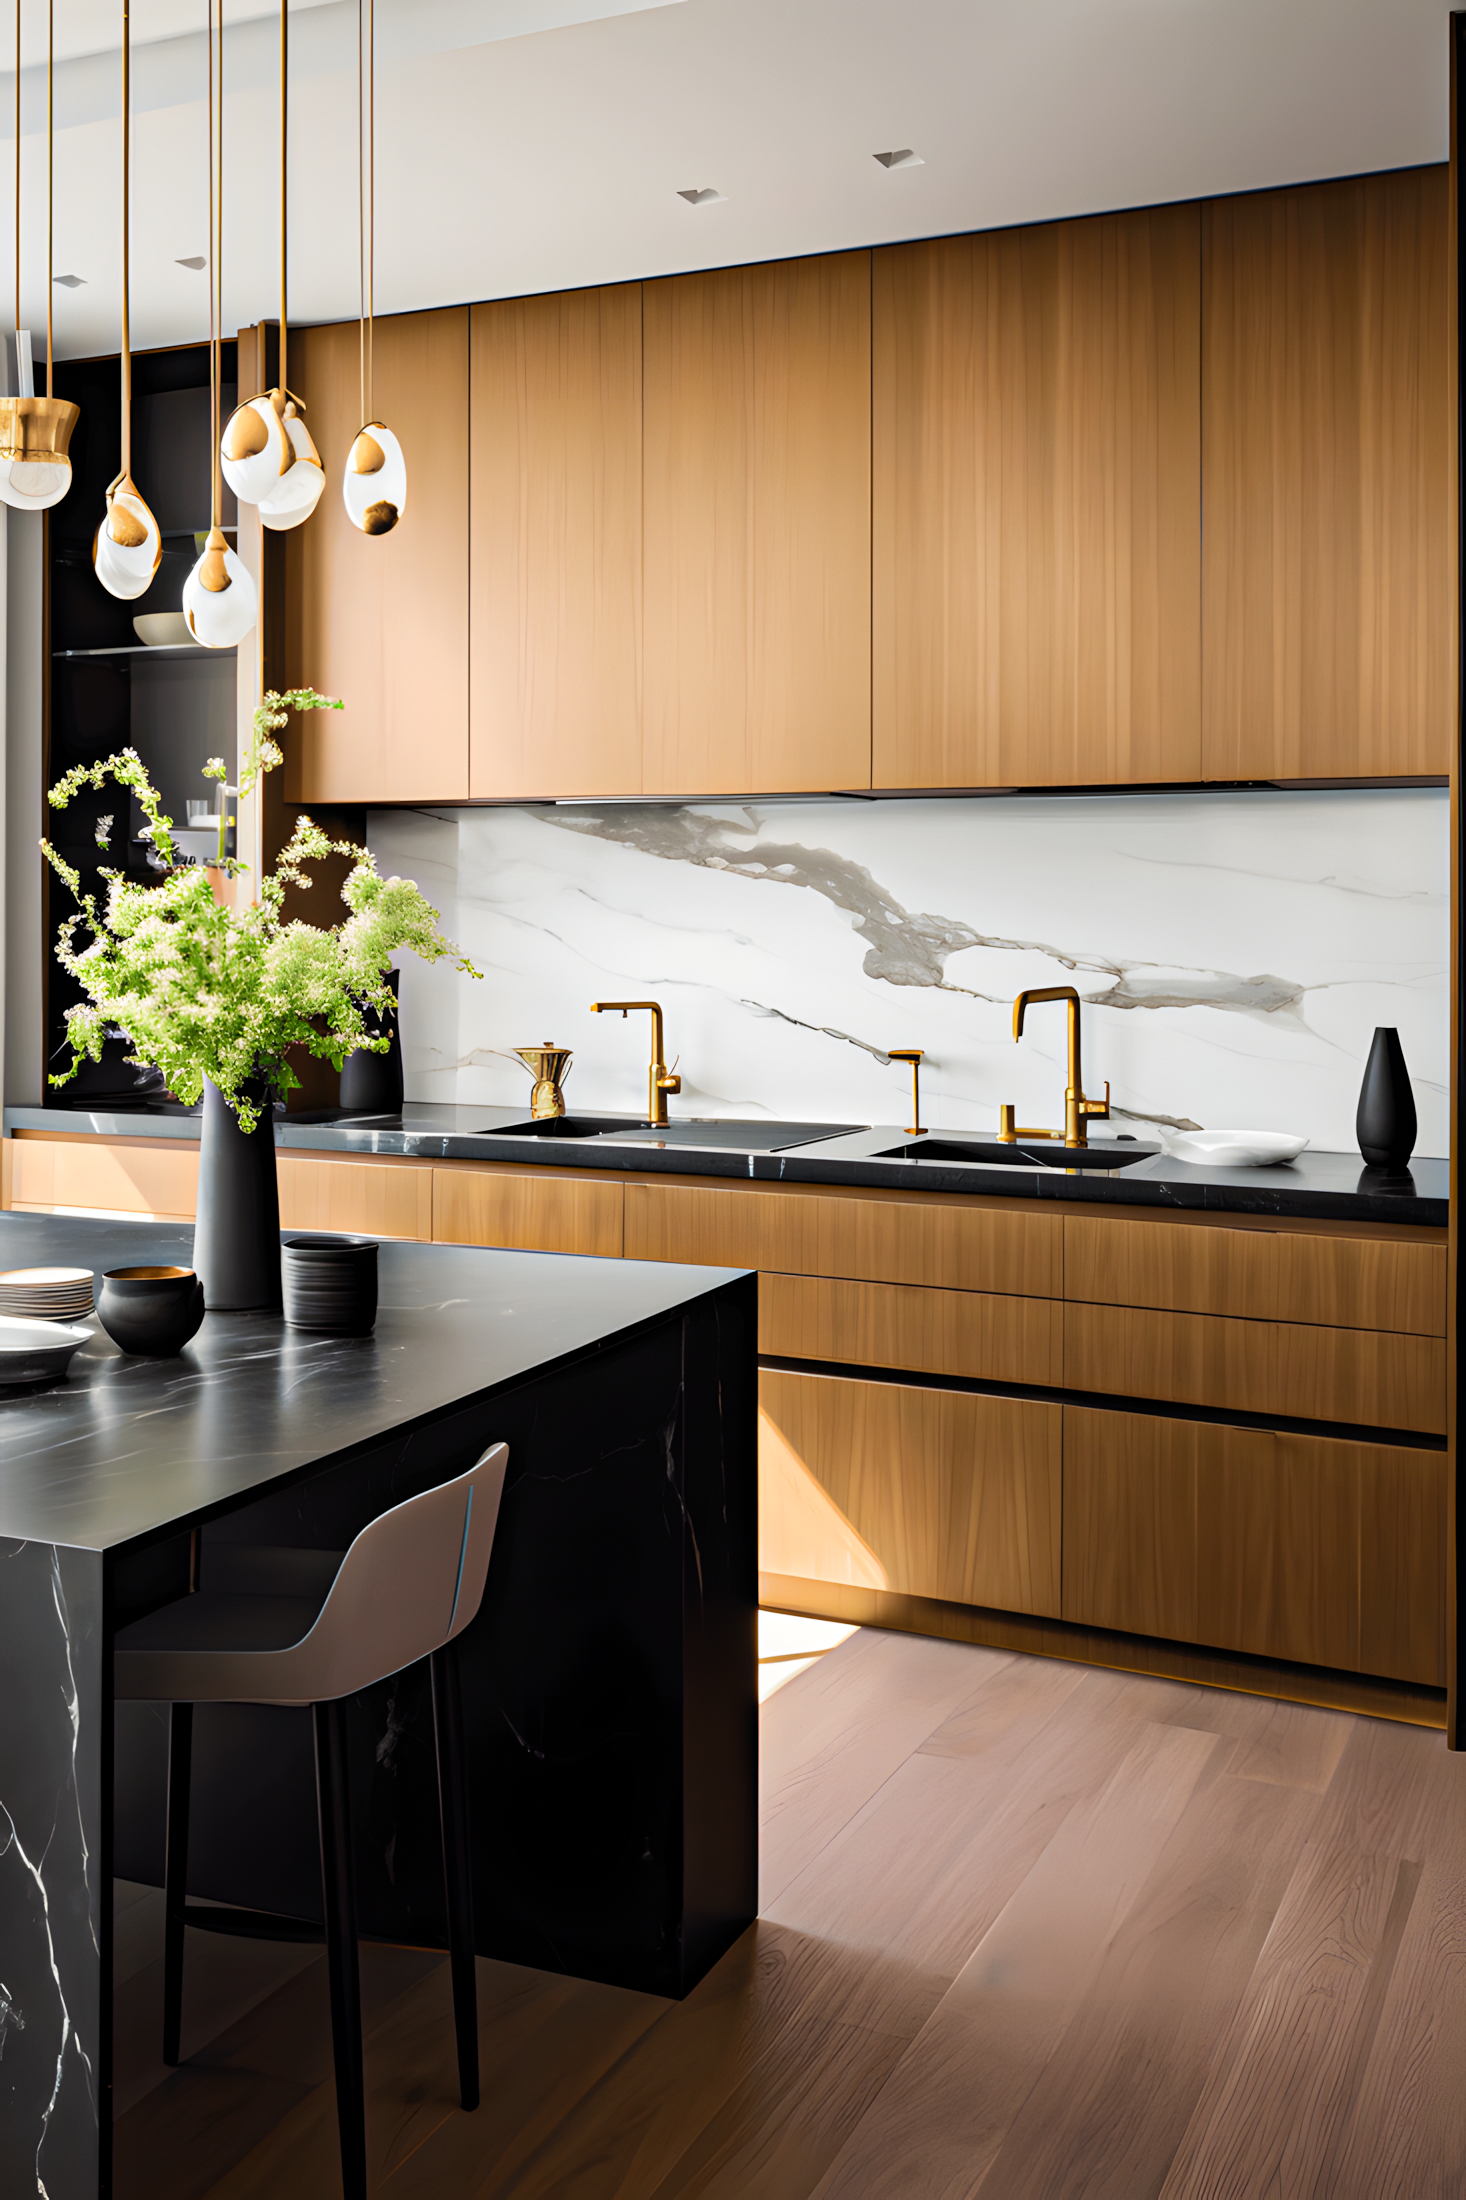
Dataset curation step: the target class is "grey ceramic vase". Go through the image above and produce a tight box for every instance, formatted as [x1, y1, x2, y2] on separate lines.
[340, 968, 403, 1114]
[192, 1076, 282, 1312]
[1356, 1026, 1417, 1170]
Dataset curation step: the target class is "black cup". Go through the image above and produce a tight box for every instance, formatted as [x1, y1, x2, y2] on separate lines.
[282, 1236, 379, 1335]
[97, 1266, 205, 1357]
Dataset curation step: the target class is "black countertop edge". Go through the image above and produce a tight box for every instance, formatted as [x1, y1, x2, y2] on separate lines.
[4, 1105, 1447, 1228]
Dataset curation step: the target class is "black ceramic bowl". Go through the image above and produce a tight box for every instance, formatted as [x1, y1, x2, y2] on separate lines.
[282, 1235, 379, 1335]
[97, 1266, 205, 1357]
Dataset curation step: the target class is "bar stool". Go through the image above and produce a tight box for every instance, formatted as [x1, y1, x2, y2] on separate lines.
[114, 1442, 509, 2200]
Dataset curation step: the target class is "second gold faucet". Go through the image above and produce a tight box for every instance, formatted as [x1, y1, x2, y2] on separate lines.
[590, 1000, 682, 1128]
[1001, 985, 1109, 1149]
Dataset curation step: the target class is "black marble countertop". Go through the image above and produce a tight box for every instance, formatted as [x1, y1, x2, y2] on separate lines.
[0, 1211, 744, 1552]
[5, 1102, 1448, 1226]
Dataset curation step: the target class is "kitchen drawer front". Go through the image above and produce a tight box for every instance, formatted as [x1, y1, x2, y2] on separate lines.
[432, 1166, 624, 1257]
[623, 1179, 1060, 1295]
[1064, 1212, 1446, 1336]
[1062, 1405, 1445, 1685]
[761, 1273, 1062, 1386]
[760, 1367, 1061, 1615]
[5, 1134, 198, 1219]
[1064, 1302, 1446, 1435]
[278, 1155, 434, 1241]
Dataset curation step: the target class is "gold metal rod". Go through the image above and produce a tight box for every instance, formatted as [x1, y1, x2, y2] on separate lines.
[207, 0, 219, 532]
[367, 0, 373, 422]
[279, 0, 286, 395]
[357, 0, 363, 425]
[121, 0, 130, 475]
[45, 0, 52, 394]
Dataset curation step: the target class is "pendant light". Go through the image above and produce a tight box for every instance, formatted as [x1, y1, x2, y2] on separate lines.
[93, 0, 160, 598]
[342, 0, 404, 535]
[183, 0, 256, 647]
[219, 0, 322, 529]
[0, 0, 79, 510]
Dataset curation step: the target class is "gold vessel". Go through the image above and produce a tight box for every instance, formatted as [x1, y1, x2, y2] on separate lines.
[514, 1044, 572, 1119]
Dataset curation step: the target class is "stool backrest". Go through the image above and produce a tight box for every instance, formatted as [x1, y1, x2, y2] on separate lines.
[293, 1442, 508, 1702]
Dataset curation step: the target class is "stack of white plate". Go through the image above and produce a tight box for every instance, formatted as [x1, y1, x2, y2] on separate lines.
[0, 1266, 95, 1320]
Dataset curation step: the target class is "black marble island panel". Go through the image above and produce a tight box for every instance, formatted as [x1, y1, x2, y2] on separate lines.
[5, 1103, 1447, 1225]
[0, 1214, 756, 2200]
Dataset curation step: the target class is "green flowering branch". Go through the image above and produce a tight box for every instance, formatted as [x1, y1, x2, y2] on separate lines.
[240, 687, 342, 800]
[41, 749, 480, 1132]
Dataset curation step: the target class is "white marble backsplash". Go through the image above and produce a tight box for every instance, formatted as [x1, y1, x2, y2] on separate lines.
[366, 787, 1449, 1156]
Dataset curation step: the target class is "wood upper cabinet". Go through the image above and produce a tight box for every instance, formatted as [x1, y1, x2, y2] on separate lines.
[1201, 168, 1451, 780]
[469, 285, 643, 799]
[873, 205, 1202, 790]
[642, 251, 872, 796]
[284, 308, 470, 803]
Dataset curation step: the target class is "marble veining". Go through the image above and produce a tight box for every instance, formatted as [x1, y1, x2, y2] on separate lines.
[368, 788, 1449, 1155]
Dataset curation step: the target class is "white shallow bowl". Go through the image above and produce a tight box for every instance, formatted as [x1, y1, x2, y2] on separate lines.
[133, 612, 192, 647]
[0, 1316, 94, 1384]
[1167, 1129, 1308, 1168]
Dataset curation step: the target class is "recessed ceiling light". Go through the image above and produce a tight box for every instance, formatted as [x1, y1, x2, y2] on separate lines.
[677, 187, 726, 206]
[874, 148, 924, 170]
[53, 272, 84, 287]
[176, 256, 206, 271]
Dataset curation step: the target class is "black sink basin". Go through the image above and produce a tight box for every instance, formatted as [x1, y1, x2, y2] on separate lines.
[875, 1137, 1159, 1171]
[485, 1115, 655, 1139]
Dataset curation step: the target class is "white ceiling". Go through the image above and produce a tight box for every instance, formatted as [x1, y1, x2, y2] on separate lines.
[0, 0, 1451, 360]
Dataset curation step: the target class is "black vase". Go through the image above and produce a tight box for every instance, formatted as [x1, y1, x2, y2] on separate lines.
[192, 1077, 282, 1313]
[1356, 1027, 1417, 1170]
[340, 968, 403, 1115]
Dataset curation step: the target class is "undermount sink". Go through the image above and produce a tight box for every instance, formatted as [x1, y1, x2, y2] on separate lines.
[875, 1137, 1159, 1172]
[485, 1115, 655, 1139]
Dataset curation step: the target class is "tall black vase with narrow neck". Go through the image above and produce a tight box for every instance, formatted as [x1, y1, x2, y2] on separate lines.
[193, 1077, 282, 1312]
[1356, 1027, 1417, 1170]
[340, 967, 403, 1114]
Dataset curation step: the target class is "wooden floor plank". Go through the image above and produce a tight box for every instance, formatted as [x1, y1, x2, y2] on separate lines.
[970, 1759, 1323, 2199]
[759, 1630, 1018, 1908]
[810, 1720, 1221, 2200]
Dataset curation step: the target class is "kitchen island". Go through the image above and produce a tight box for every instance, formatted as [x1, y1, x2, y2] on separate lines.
[0, 1211, 756, 2200]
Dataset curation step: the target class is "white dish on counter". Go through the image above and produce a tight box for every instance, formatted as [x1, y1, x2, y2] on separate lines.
[1166, 1129, 1308, 1168]
[0, 1316, 94, 1384]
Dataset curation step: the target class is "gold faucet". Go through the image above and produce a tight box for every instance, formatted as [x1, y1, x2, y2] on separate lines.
[590, 1000, 682, 1128]
[1002, 986, 1109, 1148]
[887, 1049, 926, 1135]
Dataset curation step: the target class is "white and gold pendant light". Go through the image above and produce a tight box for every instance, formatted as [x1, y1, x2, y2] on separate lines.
[220, 0, 323, 530]
[0, 0, 79, 510]
[94, 0, 160, 596]
[343, 0, 404, 535]
[183, 0, 256, 647]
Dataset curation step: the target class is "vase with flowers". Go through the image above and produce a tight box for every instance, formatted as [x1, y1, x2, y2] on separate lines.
[42, 745, 478, 1312]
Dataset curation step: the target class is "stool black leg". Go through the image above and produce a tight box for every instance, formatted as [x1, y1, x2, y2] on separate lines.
[430, 1645, 479, 2112]
[162, 1702, 193, 2066]
[313, 1698, 367, 2200]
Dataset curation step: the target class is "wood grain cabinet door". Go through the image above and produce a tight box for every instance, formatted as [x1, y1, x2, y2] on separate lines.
[1062, 1405, 1445, 1685]
[469, 285, 642, 798]
[643, 252, 872, 796]
[873, 204, 1202, 790]
[284, 308, 471, 803]
[761, 1368, 1061, 1616]
[1201, 167, 1451, 780]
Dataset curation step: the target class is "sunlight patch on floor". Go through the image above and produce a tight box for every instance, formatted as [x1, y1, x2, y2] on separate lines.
[758, 1610, 858, 1701]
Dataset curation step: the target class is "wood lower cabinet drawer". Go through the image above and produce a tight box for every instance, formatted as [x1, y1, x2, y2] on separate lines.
[1062, 1406, 1445, 1685]
[624, 1179, 1059, 1295]
[1064, 1212, 1446, 1336]
[431, 1166, 623, 1257]
[762, 1272, 1062, 1386]
[1064, 1302, 1446, 1435]
[5, 1134, 199, 1218]
[277, 1155, 433, 1241]
[759, 1368, 1061, 1615]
